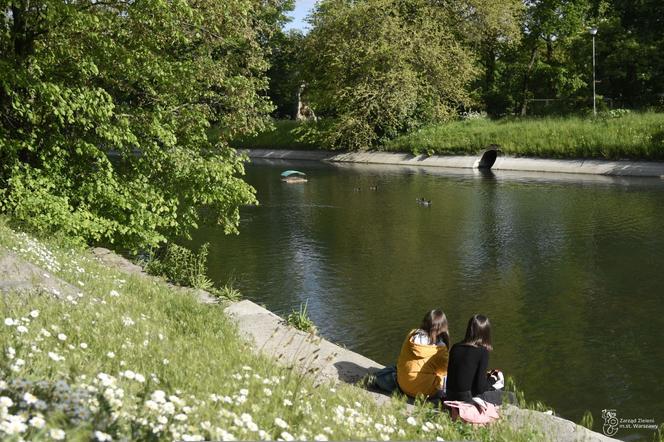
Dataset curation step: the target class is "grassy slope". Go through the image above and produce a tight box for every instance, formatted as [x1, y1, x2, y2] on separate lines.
[385, 113, 664, 159]
[231, 113, 664, 160]
[0, 220, 539, 441]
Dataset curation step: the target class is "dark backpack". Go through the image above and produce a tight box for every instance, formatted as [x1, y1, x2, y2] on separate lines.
[373, 365, 398, 393]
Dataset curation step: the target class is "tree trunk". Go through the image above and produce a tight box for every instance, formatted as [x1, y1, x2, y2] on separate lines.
[520, 46, 538, 116]
[11, 1, 35, 63]
[484, 40, 497, 115]
[293, 84, 304, 121]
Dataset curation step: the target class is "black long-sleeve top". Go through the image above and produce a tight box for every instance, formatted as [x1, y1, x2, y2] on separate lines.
[446, 343, 491, 401]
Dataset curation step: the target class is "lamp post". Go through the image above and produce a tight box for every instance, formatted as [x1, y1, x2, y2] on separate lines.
[589, 27, 598, 116]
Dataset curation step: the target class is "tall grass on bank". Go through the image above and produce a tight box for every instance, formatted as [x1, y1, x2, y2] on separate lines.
[231, 113, 664, 160]
[145, 242, 213, 290]
[285, 300, 317, 335]
[0, 220, 540, 441]
[385, 112, 664, 159]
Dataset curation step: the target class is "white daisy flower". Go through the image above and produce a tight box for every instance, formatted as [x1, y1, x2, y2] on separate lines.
[274, 417, 289, 429]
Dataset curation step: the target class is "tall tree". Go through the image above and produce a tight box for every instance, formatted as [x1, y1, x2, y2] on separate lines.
[590, 0, 664, 107]
[303, 0, 522, 150]
[0, 0, 290, 250]
[515, 0, 591, 115]
[484, 0, 664, 115]
[267, 29, 307, 119]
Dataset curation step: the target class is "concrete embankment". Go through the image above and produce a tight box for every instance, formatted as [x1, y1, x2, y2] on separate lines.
[240, 148, 664, 178]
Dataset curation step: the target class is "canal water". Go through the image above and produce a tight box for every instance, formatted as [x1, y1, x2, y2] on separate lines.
[190, 159, 664, 438]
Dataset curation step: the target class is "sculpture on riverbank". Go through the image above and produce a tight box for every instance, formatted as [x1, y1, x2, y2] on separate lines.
[295, 83, 317, 122]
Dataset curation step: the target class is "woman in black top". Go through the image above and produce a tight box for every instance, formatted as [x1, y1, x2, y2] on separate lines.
[446, 314, 504, 405]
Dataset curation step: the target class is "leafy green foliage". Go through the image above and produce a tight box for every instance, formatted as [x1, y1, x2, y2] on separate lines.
[268, 30, 307, 119]
[146, 243, 212, 290]
[286, 300, 317, 334]
[482, 0, 664, 116]
[598, 0, 664, 108]
[479, 0, 592, 116]
[145, 241, 242, 300]
[602, 108, 632, 119]
[0, 0, 293, 250]
[302, 0, 522, 150]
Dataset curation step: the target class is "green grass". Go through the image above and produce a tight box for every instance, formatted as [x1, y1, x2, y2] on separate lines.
[231, 112, 664, 160]
[285, 300, 317, 335]
[229, 120, 320, 151]
[145, 242, 213, 290]
[0, 219, 541, 441]
[384, 112, 664, 160]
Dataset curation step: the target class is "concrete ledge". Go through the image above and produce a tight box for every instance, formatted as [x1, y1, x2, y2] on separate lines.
[224, 299, 617, 442]
[224, 300, 393, 407]
[241, 149, 664, 178]
[493, 157, 664, 177]
[240, 149, 480, 169]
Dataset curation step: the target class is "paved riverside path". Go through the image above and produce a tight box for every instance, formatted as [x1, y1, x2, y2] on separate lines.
[225, 300, 618, 442]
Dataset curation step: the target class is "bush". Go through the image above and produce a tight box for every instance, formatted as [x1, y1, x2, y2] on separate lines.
[602, 108, 632, 119]
[146, 243, 212, 290]
[460, 111, 489, 121]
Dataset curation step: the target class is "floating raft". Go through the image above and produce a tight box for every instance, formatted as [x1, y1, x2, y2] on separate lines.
[281, 170, 308, 183]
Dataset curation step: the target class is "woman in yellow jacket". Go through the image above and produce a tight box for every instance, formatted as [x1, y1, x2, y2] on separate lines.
[397, 309, 450, 398]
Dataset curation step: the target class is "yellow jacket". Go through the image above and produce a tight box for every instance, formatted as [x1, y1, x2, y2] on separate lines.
[396, 330, 449, 398]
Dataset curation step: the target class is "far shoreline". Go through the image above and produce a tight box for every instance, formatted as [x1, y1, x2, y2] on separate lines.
[240, 148, 664, 178]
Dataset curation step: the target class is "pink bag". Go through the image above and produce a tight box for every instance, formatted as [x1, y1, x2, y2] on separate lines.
[443, 400, 500, 425]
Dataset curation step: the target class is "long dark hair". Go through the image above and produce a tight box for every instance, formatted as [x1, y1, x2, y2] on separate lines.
[420, 309, 450, 347]
[463, 314, 492, 351]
